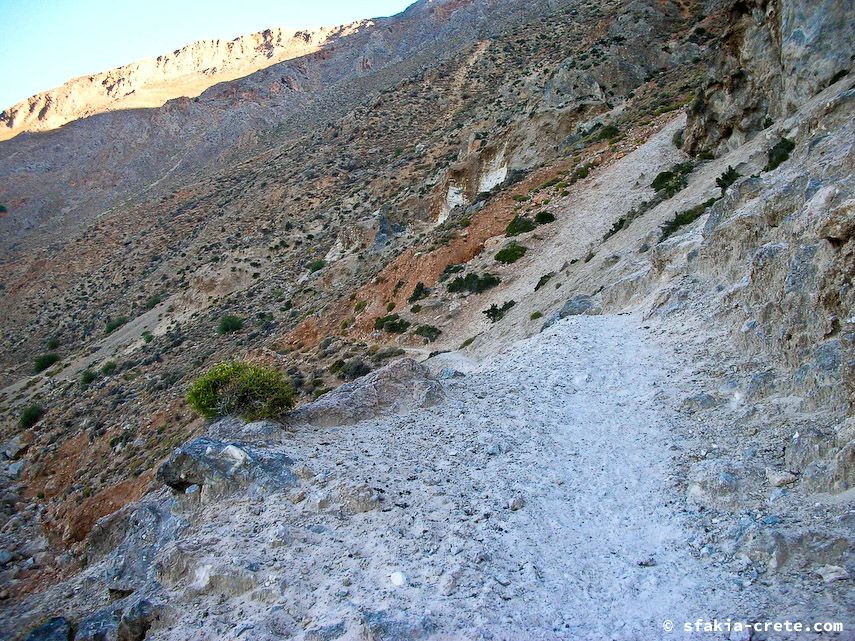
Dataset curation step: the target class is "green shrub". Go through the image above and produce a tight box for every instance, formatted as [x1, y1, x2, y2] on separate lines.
[45, 337, 60, 350]
[483, 301, 516, 323]
[505, 215, 536, 236]
[101, 360, 118, 376]
[354, 300, 368, 313]
[603, 217, 626, 240]
[408, 282, 430, 303]
[512, 194, 529, 202]
[495, 243, 527, 264]
[530, 311, 543, 320]
[374, 314, 410, 333]
[659, 198, 719, 241]
[308, 259, 326, 273]
[81, 370, 97, 387]
[0, 204, 6, 213]
[447, 272, 500, 294]
[410, 304, 422, 313]
[142, 330, 153, 343]
[414, 325, 441, 342]
[650, 162, 694, 197]
[372, 346, 405, 361]
[34, 353, 60, 373]
[572, 163, 593, 180]
[338, 358, 371, 380]
[144, 294, 163, 310]
[764, 138, 795, 172]
[19, 404, 45, 429]
[535, 272, 555, 291]
[716, 166, 740, 194]
[186, 361, 295, 421]
[535, 211, 555, 224]
[105, 317, 128, 335]
[459, 337, 476, 349]
[593, 124, 620, 141]
[218, 315, 243, 334]
[438, 264, 464, 282]
[536, 176, 562, 191]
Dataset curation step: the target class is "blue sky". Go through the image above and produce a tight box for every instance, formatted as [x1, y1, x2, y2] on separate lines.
[0, 0, 413, 109]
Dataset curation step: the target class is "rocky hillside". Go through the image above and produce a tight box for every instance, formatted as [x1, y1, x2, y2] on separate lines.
[0, 25, 354, 142]
[1, 0, 853, 639]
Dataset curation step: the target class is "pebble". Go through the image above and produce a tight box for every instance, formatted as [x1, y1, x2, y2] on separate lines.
[508, 495, 525, 511]
[390, 571, 407, 587]
[494, 573, 511, 587]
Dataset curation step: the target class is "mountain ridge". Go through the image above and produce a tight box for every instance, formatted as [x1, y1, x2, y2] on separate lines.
[0, 23, 367, 142]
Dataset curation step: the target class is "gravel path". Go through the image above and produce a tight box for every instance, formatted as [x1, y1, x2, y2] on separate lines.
[423, 313, 737, 639]
[140, 314, 738, 640]
[9, 314, 742, 639]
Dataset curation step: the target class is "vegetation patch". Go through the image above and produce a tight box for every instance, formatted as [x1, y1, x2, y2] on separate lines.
[19, 404, 45, 429]
[331, 358, 371, 380]
[530, 311, 543, 320]
[505, 215, 536, 237]
[414, 325, 442, 342]
[408, 282, 430, 303]
[218, 315, 244, 334]
[716, 166, 740, 194]
[659, 197, 719, 241]
[764, 138, 795, 172]
[372, 347, 405, 361]
[484, 301, 516, 323]
[593, 124, 620, 142]
[438, 264, 464, 282]
[536, 176, 562, 191]
[535, 272, 555, 291]
[603, 217, 626, 240]
[374, 314, 411, 333]
[105, 316, 129, 335]
[144, 294, 163, 310]
[34, 353, 60, 373]
[650, 162, 694, 198]
[447, 272, 500, 294]
[495, 242, 527, 264]
[81, 370, 97, 387]
[186, 361, 295, 421]
[535, 211, 555, 224]
[308, 259, 326, 273]
[101, 360, 118, 376]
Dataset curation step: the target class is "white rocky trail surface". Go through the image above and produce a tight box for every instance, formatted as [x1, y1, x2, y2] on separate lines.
[110, 314, 746, 641]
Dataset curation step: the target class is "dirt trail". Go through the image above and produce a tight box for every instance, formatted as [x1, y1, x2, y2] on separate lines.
[116, 313, 742, 640]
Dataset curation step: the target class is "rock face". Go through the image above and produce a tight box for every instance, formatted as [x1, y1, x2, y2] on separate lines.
[0, 27, 344, 141]
[24, 617, 71, 641]
[289, 358, 443, 427]
[156, 437, 296, 499]
[684, 0, 855, 154]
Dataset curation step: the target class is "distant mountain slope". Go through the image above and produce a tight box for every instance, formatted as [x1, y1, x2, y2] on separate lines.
[0, 0, 544, 254]
[0, 25, 355, 142]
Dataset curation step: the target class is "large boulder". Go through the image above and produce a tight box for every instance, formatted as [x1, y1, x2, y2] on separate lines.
[156, 438, 296, 499]
[288, 358, 443, 428]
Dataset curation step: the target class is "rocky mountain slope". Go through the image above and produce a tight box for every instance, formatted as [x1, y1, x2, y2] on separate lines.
[0, 25, 355, 142]
[0, 0, 853, 639]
